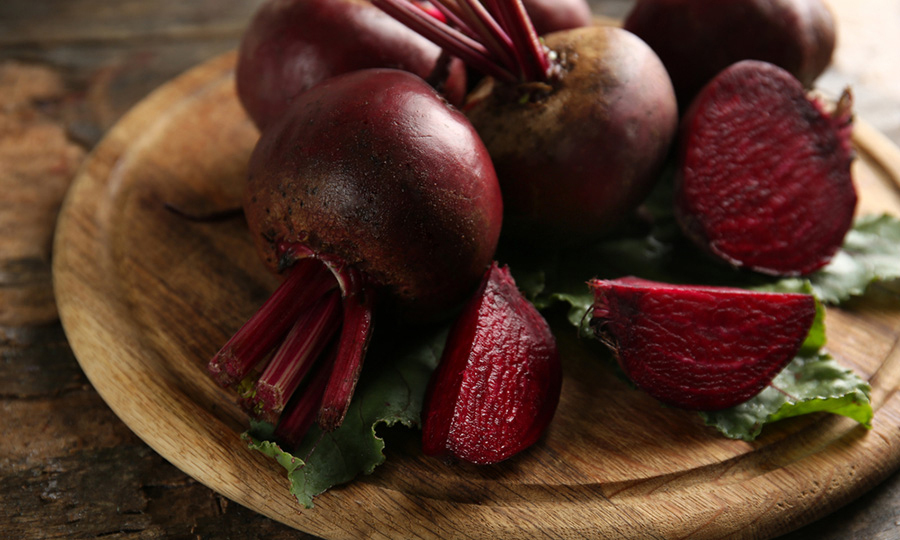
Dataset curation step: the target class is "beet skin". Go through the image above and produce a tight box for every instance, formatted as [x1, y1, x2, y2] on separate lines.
[236, 0, 467, 130]
[244, 68, 503, 318]
[675, 60, 856, 276]
[464, 25, 679, 243]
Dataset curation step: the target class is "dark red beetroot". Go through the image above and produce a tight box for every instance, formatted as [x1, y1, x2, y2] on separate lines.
[236, 0, 467, 130]
[372, 0, 678, 243]
[209, 69, 503, 444]
[675, 60, 856, 276]
[624, 0, 836, 108]
[423, 263, 561, 464]
[589, 277, 817, 411]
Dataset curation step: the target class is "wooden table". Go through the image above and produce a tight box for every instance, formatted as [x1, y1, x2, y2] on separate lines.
[2, 0, 898, 538]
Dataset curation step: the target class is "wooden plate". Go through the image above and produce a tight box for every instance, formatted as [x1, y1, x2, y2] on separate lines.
[53, 51, 900, 540]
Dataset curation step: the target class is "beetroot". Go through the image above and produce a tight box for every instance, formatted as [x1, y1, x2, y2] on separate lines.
[372, 0, 678, 243]
[675, 60, 856, 276]
[589, 277, 818, 411]
[209, 69, 503, 439]
[422, 262, 561, 464]
[236, 0, 467, 130]
[624, 0, 836, 108]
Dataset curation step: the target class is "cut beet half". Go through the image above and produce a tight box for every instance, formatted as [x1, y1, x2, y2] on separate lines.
[675, 59, 857, 276]
[422, 262, 561, 464]
[207, 243, 376, 445]
[589, 277, 817, 411]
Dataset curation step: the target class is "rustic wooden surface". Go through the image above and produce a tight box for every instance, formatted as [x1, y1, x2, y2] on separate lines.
[2, 0, 900, 538]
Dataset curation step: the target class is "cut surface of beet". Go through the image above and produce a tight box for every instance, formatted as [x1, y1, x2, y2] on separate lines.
[675, 60, 856, 276]
[589, 277, 817, 411]
[422, 262, 561, 464]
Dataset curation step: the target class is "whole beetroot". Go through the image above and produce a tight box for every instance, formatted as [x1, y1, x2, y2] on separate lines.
[624, 0, 836, 108]
[236, 0, 467, 130]
[373, 0, 678, 243]
[209, 69, 503, 443]
[464, 25, 678, 242]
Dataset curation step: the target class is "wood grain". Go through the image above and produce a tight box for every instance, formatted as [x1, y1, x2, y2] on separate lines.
[52, 51, 900, 540]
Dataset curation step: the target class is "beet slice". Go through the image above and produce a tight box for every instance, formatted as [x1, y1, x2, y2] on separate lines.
[589, 277, 817, 411]
[422, 262, 561, 464]
[675, 60, 856, 276]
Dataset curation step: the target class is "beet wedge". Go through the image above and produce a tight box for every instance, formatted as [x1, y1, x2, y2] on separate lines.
[675, 59, 856, 276]
[422, 262, 562, 464]
[589, 277, 817, 411]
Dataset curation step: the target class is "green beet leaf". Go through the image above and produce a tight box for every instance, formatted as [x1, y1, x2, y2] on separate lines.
[244, 324, 447, 508]
[699, 351, 873, 441]
[764, 214, 900, 303]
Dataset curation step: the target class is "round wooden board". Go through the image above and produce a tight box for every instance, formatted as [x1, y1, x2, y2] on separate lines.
[53, 51, 900, 540]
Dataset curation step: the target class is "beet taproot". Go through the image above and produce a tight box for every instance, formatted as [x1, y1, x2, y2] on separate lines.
[236, 0, 467, 130]
[589, 277, 817, 411]
[209, 69, 503, 440]
[373, 0, 678, 243]
[624, 0, 836, 108]
[423, 262, 561, 464]
[675, 60, 856, 276]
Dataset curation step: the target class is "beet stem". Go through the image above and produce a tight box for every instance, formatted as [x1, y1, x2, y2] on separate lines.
[207, 258, 336, 387]
[487, 0, 549, 80]
[252, 290, 342, 423]
[372, 0, 518, 82]
[272, 344, 338, 450]
[317, 272, 376, 431]
[448, 0, 519, 74]
[428, 0, 479, 39]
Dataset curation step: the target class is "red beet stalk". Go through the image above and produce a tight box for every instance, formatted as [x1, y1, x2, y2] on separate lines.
[208, 256, 337, 387]
[372, 0, 550, 83]
[208, 248, 376, 443]
[589, 277, 817, 411]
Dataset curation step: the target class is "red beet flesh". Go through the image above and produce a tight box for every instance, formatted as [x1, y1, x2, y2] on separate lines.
[590, 277, 817, 411]
[210, 69, 503, 442]
[624, 0, 836, 108]
[675, 60, 856, 276]
[236, 0, 467, 130]
[422, 263, 562, 464]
